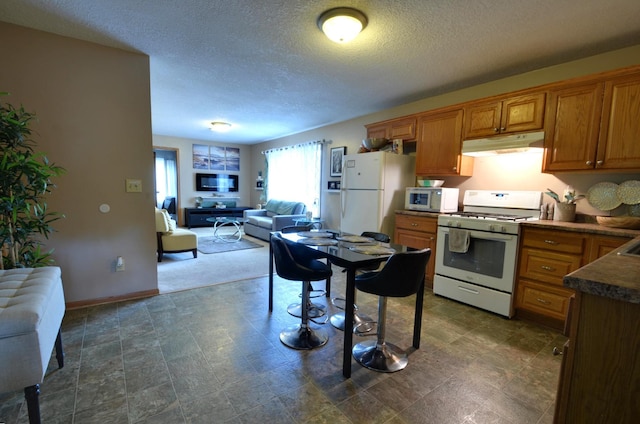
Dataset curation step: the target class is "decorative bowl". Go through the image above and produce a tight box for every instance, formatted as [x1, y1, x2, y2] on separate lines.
[596, 216, 640, 229]
[362, 138, 389, 150]
[417, 179, 445, 187]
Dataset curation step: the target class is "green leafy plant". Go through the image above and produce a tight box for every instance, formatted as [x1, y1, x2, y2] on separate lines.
[0, 93, 65, 269]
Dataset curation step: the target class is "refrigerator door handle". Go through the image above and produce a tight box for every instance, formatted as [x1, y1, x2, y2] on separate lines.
[340, 160, 347, 218]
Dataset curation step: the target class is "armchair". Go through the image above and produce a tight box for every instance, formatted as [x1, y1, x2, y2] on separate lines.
[243, 199, 307, 241]
[155, 207, 198, 262]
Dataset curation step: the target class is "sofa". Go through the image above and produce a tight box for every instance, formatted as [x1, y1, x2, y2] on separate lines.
[243, 199, 307, 241]
[155, 207, 198, 262]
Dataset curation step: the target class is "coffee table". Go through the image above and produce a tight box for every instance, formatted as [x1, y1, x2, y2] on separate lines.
[293, 217, 324, 229]
[206, 217, 246, 242]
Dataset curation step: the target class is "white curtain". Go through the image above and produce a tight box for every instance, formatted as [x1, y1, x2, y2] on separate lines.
[264, 141, 324, 217]
[155, 154, 177, 206]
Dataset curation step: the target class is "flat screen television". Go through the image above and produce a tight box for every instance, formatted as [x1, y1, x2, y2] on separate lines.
[195, 173, 239, 192]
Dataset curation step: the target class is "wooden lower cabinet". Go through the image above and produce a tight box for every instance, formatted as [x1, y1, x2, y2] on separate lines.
[515, 226, 631, 330]
[554, 292, 640, 423]
[395, 213, 437, 289]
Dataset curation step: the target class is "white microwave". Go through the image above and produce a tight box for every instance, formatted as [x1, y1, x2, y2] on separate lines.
[405, 187, 459, 213]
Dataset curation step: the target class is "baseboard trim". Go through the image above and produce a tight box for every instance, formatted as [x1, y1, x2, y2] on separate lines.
[66, 288, 159, 310]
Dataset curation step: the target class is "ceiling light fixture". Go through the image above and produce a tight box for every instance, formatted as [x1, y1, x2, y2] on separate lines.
[210, 121, 232, 132]
[317, 7, 367, 43]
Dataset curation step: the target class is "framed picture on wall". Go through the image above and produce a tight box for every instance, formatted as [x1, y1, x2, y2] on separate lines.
[330, 146, 346, 177]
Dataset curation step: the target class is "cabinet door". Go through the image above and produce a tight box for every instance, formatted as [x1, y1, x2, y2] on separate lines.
[416, 109, 472, 176]
[462, 92, 545, 139]
[587, 234, 631, 262]
[597, 72, 640, 170]
[543, 82, 604, 172]
[501, 92, 546, 133]
[389, 117, 417, 140]
[365, 123, 388, 140]
[462, 101, 502, 139]
[396, 228, 436, 288]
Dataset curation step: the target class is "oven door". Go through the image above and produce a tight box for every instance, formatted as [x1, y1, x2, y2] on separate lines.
[434, 226, 518, 293]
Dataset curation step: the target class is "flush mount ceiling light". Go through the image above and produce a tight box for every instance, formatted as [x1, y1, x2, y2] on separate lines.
[317, 7, 367, 43]
[210, 121, 232, 132]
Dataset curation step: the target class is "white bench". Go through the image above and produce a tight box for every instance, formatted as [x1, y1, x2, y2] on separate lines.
[0, 267, 66, 424]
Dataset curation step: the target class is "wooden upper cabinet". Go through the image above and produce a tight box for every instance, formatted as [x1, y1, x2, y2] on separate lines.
[543, 82, 604, 172]
[544, 69, 640, 172]
[597, 72, 640, 170]
[415, 108, 473, 176]
[365, 123, 388, 140]
[463, 92, 546, 139]
[365, 116, 417, 141]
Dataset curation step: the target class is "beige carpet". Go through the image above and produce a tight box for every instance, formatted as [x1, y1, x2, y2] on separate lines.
[157, 227, 270, 293]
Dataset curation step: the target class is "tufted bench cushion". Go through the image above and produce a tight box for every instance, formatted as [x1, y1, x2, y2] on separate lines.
[0, 266, 66, 423]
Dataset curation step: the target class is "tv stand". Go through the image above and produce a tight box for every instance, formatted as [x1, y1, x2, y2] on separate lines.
[184, 207, 251, 228]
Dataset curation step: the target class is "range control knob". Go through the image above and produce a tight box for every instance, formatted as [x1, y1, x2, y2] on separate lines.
[489, 224, 506, 232]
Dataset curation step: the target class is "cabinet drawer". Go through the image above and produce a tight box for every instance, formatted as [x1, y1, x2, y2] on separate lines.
[521, 228, 588, 254]
[519, 247, 583, 285]
[516, 279, 574, 320]
[395, 214, 437, 232]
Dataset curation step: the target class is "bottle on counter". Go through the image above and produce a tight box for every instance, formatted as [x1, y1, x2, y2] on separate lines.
[540, 204, 548, 220]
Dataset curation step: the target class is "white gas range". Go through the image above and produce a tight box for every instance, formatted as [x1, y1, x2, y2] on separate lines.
[434, 190, 542, 317]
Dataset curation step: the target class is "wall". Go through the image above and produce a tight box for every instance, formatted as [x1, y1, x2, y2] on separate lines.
[0, 22, 157, 304]
[249, 45, 640, 230]
[153, 135, 253, 225]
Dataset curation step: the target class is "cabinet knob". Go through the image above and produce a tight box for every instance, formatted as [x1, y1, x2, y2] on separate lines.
[499, 127, 506, 131]
[541, 265, 555, 272]
[586, 160, 592, 166]
[596, 160, 604, 166]
[552, 346, 563, 356]
[452, 166, 457, 171]
[537, 297, 552, 304]
[493, 127, 500, 132]
[544, 239, 559, 245]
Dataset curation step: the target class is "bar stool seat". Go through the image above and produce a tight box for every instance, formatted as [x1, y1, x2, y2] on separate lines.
[352, 248, 431, 372]
[271, 233, 333, 350]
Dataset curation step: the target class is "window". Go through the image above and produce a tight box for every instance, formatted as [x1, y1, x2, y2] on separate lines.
[264, 141, 324, 217]
[154, 149, 178, 206]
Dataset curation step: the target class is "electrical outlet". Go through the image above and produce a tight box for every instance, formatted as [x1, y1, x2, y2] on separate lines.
[116, 256, 125, 272]
[125, 179, 142, 193]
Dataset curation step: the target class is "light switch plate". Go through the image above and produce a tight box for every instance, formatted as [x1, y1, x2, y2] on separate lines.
[126, 179, 142, 193]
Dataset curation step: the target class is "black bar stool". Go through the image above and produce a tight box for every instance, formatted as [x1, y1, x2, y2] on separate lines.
[280, 224, 330, 319]
[352, 248, 431, 372]
[271, 233, 333, 350]
[330, 231, 390, 332]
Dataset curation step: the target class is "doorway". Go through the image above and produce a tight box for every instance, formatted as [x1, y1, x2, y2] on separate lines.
[154, 147, 180, 223]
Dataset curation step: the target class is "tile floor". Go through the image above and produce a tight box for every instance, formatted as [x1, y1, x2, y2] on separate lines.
[0, 270, 566, 423]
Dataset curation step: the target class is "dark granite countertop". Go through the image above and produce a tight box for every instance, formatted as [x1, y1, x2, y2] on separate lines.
[563, 236, 640, 304]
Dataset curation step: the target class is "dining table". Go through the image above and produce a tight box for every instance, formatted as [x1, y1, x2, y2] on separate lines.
[268, 230, 425, 378]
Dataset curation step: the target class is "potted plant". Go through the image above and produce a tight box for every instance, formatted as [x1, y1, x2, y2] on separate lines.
[0, 93, 65, 269]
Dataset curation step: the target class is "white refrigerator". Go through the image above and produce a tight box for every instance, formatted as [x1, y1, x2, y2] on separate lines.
[340, 151, 415, 237]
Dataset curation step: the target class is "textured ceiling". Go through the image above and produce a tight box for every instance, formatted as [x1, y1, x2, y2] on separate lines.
[1, 0, 640, 144]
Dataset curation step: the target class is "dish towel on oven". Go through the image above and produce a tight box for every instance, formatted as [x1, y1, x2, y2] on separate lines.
[448, 229, 470, 253]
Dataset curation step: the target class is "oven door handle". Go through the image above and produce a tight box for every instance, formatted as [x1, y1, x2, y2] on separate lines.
[438, 228, 515, 242]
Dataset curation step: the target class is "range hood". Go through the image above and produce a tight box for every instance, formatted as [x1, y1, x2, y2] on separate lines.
[462, 131, 545, 157]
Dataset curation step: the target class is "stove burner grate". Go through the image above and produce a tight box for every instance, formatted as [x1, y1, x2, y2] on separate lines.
[448, 212, 533, 221]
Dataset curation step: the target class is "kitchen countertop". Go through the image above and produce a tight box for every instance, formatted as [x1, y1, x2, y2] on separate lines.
[520, 219, 640, 238]
[563, 236, 640, 304]
[395, 210, 442, 219]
